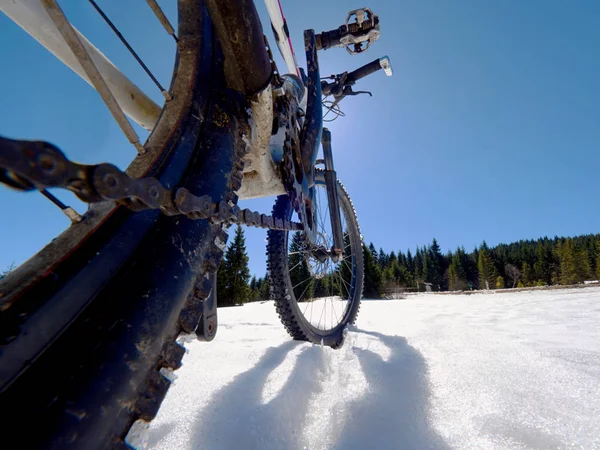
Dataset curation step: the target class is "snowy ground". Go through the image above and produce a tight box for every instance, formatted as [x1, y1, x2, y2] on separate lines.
[146, 288, 600, 449]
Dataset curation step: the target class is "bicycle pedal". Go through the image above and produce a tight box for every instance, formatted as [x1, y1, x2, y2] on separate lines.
[343, 8, 380, 54]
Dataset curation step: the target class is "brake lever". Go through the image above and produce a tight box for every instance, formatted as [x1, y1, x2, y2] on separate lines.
[326, 72, 348, 98]
[345, 90, 372, 97]
[340, 85, 372, 97]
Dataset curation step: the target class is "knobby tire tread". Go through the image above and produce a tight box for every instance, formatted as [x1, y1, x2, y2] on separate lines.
[267, 174, 364, 348]
[0, 3, 250, 448]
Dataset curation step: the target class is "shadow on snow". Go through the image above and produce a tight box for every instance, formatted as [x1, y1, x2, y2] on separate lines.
[187, 330, 447, 450]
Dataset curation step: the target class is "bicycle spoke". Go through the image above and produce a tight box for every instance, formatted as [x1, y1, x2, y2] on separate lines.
[342, 258, 353, 274]
[292, 276, 312, 291]
[339, 271, 352, 297]
[331, 298, 339, 323]
[296, 281, 312, 304]
[89, 0, 172, 101]
[40, 189, 83, 224]
[288, 258, 305, 274]
[303, 297, 311, 316]
[145, 0, 179, 42]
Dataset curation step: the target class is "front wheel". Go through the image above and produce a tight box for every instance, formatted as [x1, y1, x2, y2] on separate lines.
[267, 172, 363, 348]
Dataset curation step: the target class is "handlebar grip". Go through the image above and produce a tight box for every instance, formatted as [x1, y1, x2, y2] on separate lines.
[316, 27, 344, 51]
[345, 58, 383, 84]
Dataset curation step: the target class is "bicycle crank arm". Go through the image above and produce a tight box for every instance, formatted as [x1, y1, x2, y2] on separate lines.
[321, 128, 344, 260]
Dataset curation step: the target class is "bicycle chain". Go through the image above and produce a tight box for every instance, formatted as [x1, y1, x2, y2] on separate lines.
[0, 136, 302, 231]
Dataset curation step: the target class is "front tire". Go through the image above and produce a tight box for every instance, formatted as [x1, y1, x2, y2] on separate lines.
[267, 173, 363, 348]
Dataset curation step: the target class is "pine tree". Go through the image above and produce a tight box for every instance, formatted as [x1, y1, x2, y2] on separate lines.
[573, 242, 592, 283]
[595, 238, 600, 280]
[406, 249, 414, 274]
[448, 249, 468, 290]
[217, 258, 228, 303]
[429, 238, 444, 291]
[219, 225, 251, 306]
[379, 247, 388, 269]
[249, 276, 259, 301]
[467, 248, 479, 289]
[533, 240, 555, 285]
[389, 251, 397, 266]
[413, 248, 423, 287]
[394, 261, 407, 285]
[368, 243, 378, 265]
[521, 261, 533, 287]
[422, 246, 431, 284]
[454, 247, 469, 281]
[448, 262, 459, 291]
[363, 243, 382, 297]
[558, 239, 577, 285]
[478, 248, 497, 290]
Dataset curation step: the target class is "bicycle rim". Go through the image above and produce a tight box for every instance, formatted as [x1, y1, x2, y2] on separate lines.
[267, 173, 364, 347]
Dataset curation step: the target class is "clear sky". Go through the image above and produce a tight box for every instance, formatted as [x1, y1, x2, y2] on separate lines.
[1, 1, 599, 278]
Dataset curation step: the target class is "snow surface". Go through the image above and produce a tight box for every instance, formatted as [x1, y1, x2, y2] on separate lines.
[147, 288, 600, 449]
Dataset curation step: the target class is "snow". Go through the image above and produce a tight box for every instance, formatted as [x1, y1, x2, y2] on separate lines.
[146, 288, 600, 449]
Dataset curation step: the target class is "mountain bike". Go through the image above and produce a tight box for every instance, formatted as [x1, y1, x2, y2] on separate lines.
[0, 0, 392, 448]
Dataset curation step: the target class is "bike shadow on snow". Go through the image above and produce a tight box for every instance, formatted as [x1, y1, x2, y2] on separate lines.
[332, 329, 449, 450]
[188, 339, 319, 450]
[188, 330, 448, 450]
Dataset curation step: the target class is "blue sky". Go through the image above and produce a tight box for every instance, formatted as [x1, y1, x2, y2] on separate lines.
[1, 1, 599, 278]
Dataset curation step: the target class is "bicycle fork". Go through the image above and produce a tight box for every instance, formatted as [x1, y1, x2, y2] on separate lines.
[321, 128, 345, 262]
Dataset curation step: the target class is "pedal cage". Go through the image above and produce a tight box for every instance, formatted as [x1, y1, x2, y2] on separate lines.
[343, 8, 380, 54]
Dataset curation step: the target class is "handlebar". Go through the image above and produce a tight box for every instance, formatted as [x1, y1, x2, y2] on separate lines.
[346, 57, 388, 84]
[321, 56, 393, 98]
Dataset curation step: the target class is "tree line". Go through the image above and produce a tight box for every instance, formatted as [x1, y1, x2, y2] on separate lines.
[220, 227, 600, 305]
[363, 234, 600, 296]
[4, 228, 599, 303]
